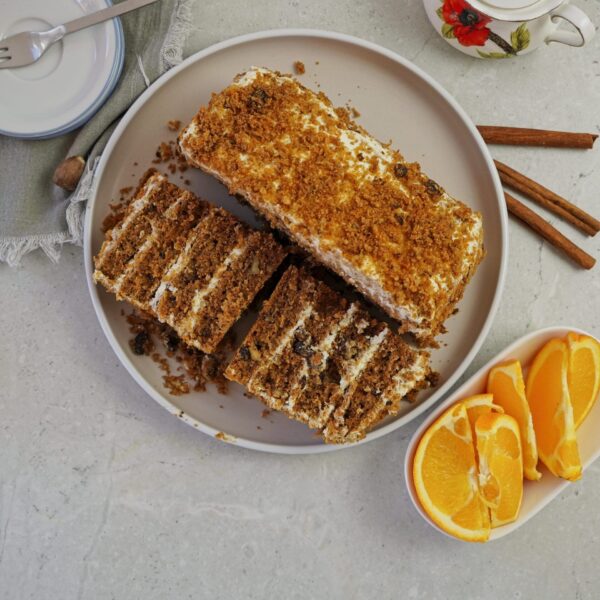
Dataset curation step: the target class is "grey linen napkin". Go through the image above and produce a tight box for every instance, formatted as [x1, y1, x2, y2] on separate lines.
[0, 0, 196, 267]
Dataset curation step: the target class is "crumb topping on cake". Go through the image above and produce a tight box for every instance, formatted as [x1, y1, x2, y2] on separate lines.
[179, 67, 484, 341]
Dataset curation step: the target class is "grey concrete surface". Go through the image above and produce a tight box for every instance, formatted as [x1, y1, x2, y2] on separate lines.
[2, 1, 600, 598]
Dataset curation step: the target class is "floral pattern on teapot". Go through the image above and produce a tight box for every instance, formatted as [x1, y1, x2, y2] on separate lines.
[437, 0, 530, 58]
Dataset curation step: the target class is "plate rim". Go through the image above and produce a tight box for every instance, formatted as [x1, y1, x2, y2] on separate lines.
[0, 0, 125, 140]
[84, 28, 508, 454]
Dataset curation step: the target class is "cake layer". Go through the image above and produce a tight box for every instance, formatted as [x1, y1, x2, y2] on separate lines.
[94, 170, 287, 354]
[225, 266, 432, 444]
[179, 67, 484, 343]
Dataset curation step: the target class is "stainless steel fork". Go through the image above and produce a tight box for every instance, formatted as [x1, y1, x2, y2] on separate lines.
[0, 0, 159, 69]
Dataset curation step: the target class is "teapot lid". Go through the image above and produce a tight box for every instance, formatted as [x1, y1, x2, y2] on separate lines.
[467, 0, 563, 21]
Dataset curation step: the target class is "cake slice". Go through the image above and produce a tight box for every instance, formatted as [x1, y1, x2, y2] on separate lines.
[225, 266, 432, 443]
[179, 67, 484, 343]
[94, 170, 287, 354]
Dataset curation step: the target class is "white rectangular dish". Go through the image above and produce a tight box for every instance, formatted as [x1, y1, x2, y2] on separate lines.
[404, 326, 600, 541]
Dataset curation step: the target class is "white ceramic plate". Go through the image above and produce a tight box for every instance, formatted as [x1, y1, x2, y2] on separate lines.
[405, 326, 600, 542]
[84, 29, 507, 454]
[0, 0, 124, 139]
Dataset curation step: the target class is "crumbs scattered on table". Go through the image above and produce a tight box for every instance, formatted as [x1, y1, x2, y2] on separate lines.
[293, 60, 305, 75]
[261, 409, 271, 419]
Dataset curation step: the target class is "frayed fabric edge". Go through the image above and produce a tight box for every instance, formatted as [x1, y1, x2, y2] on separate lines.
[0, 158, 98, 268]
[2, 1, 195, 267]
[160, 0, 196, 70]
[66, 156, 99, 247]
[0, 232, 72, 268]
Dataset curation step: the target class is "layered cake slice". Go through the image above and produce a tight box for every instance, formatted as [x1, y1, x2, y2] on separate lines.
[225, 266, 432, 443]
[179, 67, 484, 344]
[94, 170, 287, 354]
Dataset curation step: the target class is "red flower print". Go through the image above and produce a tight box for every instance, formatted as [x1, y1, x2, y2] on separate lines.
[442, 0, 491, 46]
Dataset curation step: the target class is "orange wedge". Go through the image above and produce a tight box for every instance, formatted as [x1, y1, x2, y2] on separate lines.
[526, 338, 582, 481]
[462, 394, 503, 438]
[487, 360, 541, 481]
[461, 394, 504, 463]
[413, 403, 490, 542]
[566, 332, 600, 428]
[475, 413, 523, 527]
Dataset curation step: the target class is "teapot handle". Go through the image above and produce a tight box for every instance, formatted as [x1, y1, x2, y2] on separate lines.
[545, 4, 595, 47]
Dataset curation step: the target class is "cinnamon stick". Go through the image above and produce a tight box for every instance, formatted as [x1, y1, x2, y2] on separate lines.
[505, 192, 595, 270]
[496, 160, 600, 237]
[478, 126, 598, 149]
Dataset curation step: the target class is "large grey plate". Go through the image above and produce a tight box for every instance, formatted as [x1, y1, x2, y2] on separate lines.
[84, 29, 507, 454]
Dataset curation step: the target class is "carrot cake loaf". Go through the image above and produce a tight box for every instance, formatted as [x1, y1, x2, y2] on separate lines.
[225, 266, 432, 444]
[94, 170, 287, 354]
[179, 67, 484, 343]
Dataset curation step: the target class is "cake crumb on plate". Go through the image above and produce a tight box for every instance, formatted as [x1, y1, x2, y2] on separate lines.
[293, 60, 305, 74]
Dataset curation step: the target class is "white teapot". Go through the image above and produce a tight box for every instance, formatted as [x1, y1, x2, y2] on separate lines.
[423, 0, 595, 58]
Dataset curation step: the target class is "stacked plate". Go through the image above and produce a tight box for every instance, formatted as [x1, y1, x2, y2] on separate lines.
[0, 0, 124, 139]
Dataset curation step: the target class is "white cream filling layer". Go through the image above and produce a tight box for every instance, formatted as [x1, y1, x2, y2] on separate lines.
[388, 352, 430, 402]
[108, 187, 190, 296]
[339, 328, 389, 394]
[290, 303, 358, 423]
[176, 245, 245, 340]
[149, 228, 197, 313]
[99, 175, 162, 258]
[247, 304, 314, 394]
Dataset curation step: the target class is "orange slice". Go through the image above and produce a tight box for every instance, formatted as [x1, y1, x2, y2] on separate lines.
[461, 394, 504, 463]
[526, 338, 582, 481]
[487, 360, 541, 481]
[462, 394, 503, 437]
[413, 403, 490, 542]
[475, 413, 523, 527]
[566, 332, 600, 428]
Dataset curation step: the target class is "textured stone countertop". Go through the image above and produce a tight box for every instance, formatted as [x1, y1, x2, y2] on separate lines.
[2, 1, 600, 598]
